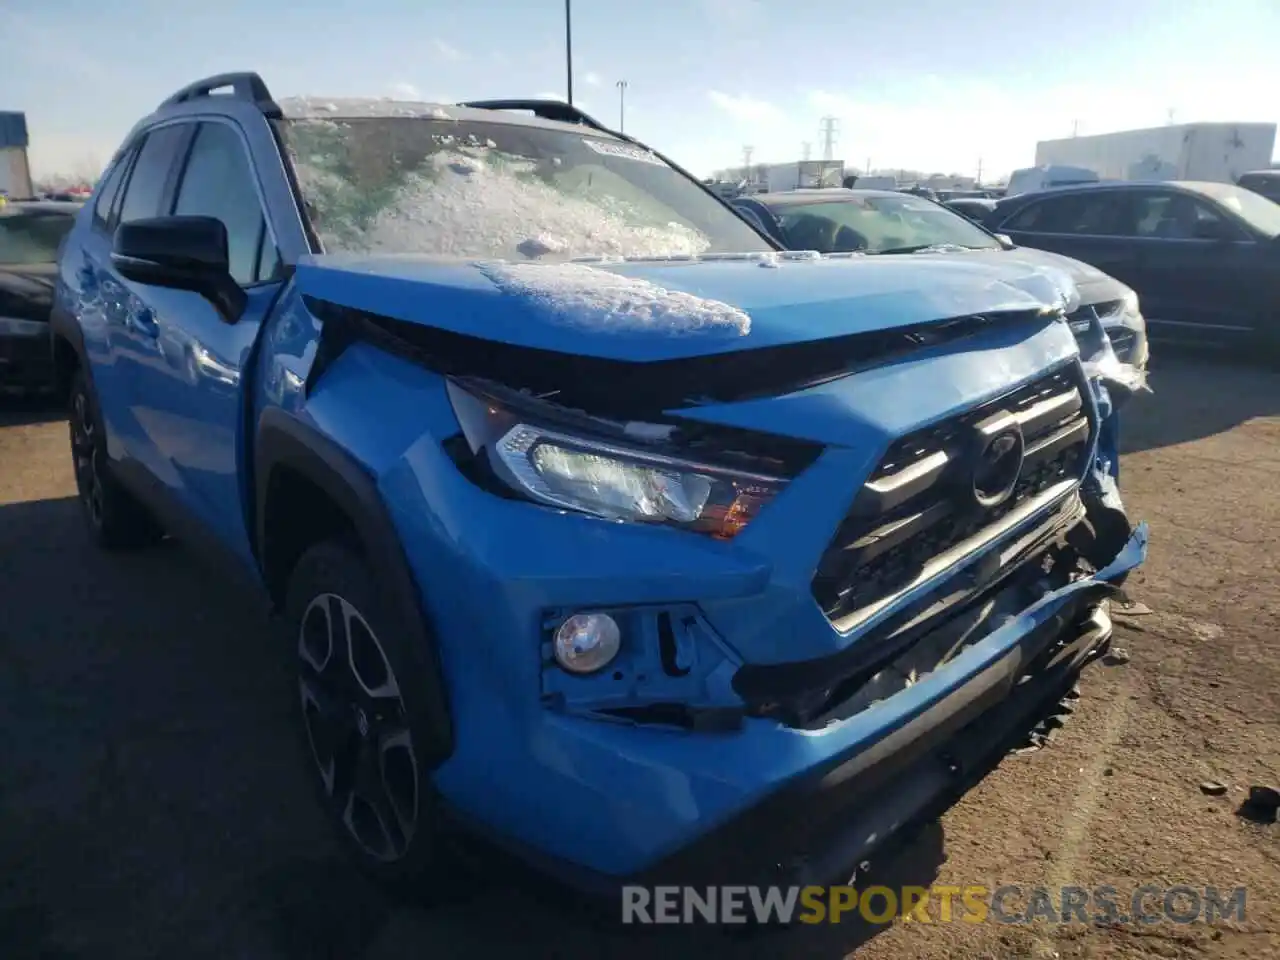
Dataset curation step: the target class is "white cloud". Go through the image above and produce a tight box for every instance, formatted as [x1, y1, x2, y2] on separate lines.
[707, 91, 782, 124]
[432, 39, 465, 62]
[388, 81, 421, 100]
[584, 71, 602, 87]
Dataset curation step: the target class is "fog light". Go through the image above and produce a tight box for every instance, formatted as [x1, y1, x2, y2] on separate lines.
[553, 613, 621, 674]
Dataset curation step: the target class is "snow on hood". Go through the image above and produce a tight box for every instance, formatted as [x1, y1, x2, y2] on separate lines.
[474, 261, 751, 336]
[295, 252, 1084, 363]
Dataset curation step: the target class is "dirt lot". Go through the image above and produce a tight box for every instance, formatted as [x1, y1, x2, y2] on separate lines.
[1, 356, 1277, 960]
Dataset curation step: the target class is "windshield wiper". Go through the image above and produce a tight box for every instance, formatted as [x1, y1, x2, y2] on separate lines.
[872, 242, 978, 255]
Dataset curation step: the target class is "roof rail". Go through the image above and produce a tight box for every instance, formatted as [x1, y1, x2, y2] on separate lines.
[458, 98, 613, 134]
[158, 72, 282, 119]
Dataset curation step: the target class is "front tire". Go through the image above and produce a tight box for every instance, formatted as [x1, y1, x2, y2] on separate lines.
[67, 369, 162, 550]
[285, 541, 450, 891]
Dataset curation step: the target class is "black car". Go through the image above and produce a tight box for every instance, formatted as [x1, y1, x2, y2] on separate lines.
[1238, 170, 1280, 204]
[944, 197, 998, 223]
[0, 200, 81, 392]
[985, 181, 1280, 353]
[731, 188, 1148, 366]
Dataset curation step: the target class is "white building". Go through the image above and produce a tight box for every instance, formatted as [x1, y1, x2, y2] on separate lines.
[1035, 122, 1276, 184]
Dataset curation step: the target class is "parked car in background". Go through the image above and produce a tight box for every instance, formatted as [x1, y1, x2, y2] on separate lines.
[0, 199, 80, 392]
[1238, 170, 1280, 204]
[51, 72, 1147, 897]
[732, 189, 1149, 367]
[1005, 165, 1100, 197]
[944, 197, 998, 223]
[985, 180, 1280, 354]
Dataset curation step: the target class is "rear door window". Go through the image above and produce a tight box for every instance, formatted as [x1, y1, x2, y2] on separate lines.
[92, 150, 136, 232]
[1119, 191, 1233, 240]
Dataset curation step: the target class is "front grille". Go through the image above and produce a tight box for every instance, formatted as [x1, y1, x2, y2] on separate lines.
[1066, 300, 1123, 332]
[812, 365, 1092, 627]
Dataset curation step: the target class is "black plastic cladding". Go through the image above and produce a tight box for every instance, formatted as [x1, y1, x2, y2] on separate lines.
[301, 294, 1058, 421]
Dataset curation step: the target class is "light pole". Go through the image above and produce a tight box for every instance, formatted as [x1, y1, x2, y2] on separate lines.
[616, 80, 628, 132]
[565, 0, 574, 106]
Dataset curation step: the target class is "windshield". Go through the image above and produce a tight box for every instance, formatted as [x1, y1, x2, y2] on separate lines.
[766, 194, 1002, 254]
[1194, 182, 1280, 237]
[0, 211, 76, 265]
[281, 115, 771, 261]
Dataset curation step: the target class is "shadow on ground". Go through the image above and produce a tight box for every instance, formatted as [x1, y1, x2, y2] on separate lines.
[0, 394, 65, 428]
[0, 492, 958, 959]
[1120, 352, 1280, 455]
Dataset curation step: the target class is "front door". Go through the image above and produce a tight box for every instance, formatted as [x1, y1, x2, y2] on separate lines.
[1117, 188, 1263, 339]
[122, 118, 285, 569]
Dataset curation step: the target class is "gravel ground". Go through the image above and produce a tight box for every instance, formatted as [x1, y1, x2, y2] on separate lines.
[1, 356, 1277, 959]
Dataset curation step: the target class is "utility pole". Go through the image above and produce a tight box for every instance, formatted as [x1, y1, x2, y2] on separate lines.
[1072, 119, 1079, 137]
[819, 116, 839, 162]
[742, 145, 754, 180]
[616, 80, 628, 132]
[565, 0, 574, 106]
[976, 157, 983, 184]
[801, 141, 812, 161]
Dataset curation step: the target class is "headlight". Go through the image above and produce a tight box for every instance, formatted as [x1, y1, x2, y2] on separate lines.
[446, 381, 788, 539]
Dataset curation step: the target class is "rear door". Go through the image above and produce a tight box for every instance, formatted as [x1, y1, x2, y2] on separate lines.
[1114, 187, 1263, 339]
[994, 190, 1139, 284]
[95, 123, 195, 477]
[69, 143, 141, 458]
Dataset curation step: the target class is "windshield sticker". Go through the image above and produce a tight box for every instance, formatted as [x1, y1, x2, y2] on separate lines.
[582, 138, 666, 166]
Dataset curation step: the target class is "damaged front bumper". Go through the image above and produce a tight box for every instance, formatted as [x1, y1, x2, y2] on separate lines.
[430, 508, 1147, 892]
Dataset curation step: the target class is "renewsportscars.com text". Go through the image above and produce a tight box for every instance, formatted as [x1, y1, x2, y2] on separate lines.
[621, 884, 1247, 926]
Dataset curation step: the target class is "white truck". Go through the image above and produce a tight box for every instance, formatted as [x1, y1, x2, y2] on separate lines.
[1034, 122, 1276, 185]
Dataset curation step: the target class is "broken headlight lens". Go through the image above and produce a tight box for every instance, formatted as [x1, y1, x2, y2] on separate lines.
[446, 381, 786, 538]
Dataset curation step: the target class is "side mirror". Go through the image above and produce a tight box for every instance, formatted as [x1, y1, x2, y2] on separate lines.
[111, 216, 247, 323]
[995, 233, 1015, 248]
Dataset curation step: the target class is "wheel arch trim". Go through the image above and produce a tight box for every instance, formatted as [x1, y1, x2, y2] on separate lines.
[255, 406, 455, 766]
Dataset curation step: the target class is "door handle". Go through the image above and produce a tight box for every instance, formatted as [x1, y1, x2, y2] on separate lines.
[129, 308, 159, 338]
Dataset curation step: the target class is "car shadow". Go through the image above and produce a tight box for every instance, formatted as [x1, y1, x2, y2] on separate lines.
[0, 393, 65, 428]
[1120, 351, 1280, 456]
[0, 493, 1050, 959]
[253, 821, 948, 960]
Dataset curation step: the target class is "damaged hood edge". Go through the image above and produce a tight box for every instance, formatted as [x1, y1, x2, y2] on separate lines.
[294, 252, 1082, 363]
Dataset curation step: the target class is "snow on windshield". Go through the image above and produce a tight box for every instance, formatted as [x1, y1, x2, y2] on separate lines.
[278, 96, 456, 120]
[285, 117, 713, 261]
[477, 261, 751, 336]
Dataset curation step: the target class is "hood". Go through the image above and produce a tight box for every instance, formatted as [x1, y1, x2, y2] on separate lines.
[0, 264, 57, 322]
[967, 245, 1129, 305]
[295, 252, 1081, 363]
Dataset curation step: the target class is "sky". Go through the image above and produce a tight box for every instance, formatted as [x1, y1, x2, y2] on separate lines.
[4, 0, 1279, 183]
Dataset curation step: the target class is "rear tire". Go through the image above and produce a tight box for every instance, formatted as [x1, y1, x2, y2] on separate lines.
[67, 369, 163, 550]
[285, 541, 452, 893]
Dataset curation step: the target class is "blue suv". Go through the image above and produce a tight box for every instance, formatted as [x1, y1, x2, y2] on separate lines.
[50, 73, 1146, 894]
